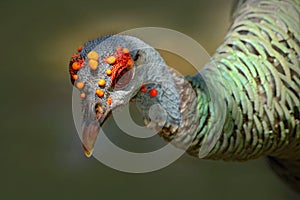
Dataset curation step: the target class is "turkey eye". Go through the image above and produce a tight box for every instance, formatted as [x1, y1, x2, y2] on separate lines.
[114, 68, 134, 89]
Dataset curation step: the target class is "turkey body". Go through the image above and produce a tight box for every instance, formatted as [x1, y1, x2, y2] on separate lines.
[180, 0, 300, 193]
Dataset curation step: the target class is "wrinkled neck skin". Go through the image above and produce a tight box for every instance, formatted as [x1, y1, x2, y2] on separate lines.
[135, 57, 227, 158]
[166, 65, 227, 159]
[133, 49, 182, 127]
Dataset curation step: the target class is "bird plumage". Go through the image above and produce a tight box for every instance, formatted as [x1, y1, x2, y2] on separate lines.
[186, 0, 300, 161]
[69, 0, 300, 194]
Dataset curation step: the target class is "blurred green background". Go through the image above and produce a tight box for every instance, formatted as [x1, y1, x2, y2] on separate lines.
[1, 0, 298, 199]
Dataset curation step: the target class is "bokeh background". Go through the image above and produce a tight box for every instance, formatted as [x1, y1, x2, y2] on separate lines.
[1, 0, 299, 199]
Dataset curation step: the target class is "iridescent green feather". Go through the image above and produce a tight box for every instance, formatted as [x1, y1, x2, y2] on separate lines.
[186, 0, 300, 161]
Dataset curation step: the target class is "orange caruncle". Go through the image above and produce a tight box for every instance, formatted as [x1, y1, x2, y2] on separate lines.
[87, 51, 99, 61]
[89, 60, 98, 70]
[149, 89, 158, 97]
[123, 48, 130, 54]
[106, 69, 112, 76]
[73, 74, 78, 80]
[72, 62, 81, 70]
[104, 56, 117, 64]
[98, 79, 106, 87]
[96, 89, 104, 97]
[107, 97, 112, 105]
[140, 85, 147, 93]
[77, 46, 83, 52]
[76, 82, 85, 89]
[80, 92, 86, 99]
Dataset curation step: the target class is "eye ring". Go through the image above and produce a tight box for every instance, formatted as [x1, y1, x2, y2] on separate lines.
[114, 67, 135, 90]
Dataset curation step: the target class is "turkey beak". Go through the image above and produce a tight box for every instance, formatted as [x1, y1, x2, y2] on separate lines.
[82, 120, 100, 157]
[81, 103, 111, 157]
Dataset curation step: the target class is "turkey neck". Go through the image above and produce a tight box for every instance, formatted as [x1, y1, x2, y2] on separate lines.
[204, 0, 300, 161]
[161, 69, 226, 159]
[170, 58, 300, 162]
[165, 0, 300, 161]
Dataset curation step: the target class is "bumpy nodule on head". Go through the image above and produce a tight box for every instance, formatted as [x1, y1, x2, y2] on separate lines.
[69, 35, 182, 157]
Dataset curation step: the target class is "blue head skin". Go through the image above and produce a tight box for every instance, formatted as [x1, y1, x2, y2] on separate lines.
[70, 35, 181, 157]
